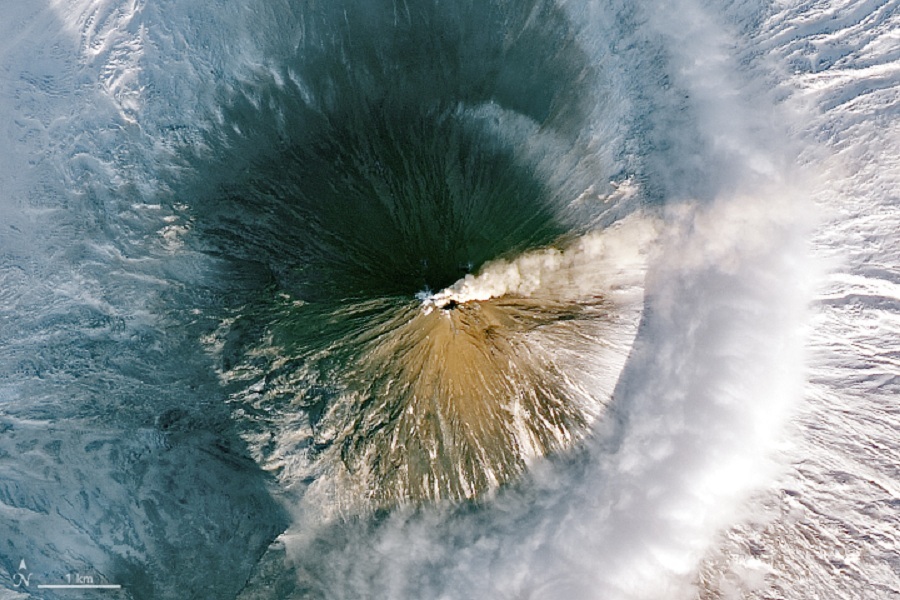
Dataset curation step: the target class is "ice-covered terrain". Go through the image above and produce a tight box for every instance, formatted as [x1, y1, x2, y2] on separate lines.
[0, 0, 898, 599]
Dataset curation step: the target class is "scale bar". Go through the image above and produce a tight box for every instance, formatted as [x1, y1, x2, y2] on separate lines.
[37, 584, 122, 589]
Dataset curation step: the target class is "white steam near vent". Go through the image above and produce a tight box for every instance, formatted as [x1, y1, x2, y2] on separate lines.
[421, 208, 655, 313]
[1, 0, 898, 599]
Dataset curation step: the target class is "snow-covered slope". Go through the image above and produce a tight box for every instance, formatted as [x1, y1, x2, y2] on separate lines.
[700, 1, 900, 597]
